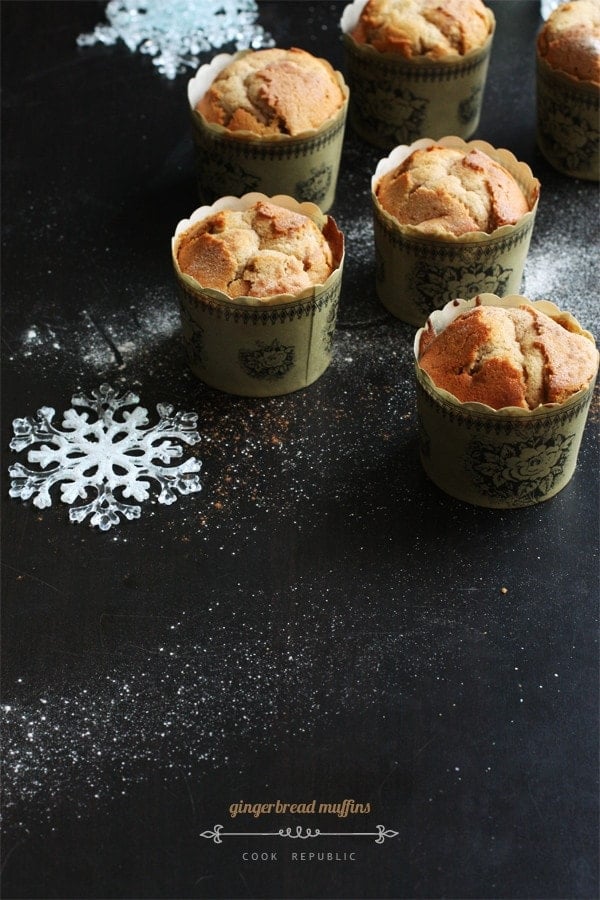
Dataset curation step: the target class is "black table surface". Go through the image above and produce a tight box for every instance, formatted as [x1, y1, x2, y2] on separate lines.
[1, 2, 599, 898]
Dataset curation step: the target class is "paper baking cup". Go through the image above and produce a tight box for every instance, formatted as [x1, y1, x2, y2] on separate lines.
[536, 55, 599, 181]
[414, 295, 599, 508]
[340, 0, 494, 150]
[371, 137, 541, 326]
[188, 52, 349, 213]
[171, 193, 345, 397]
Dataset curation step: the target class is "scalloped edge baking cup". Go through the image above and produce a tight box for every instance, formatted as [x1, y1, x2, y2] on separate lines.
[340, 0, 495, 149]
[371, 136, 541, 326]
[413, 294, 599, 507]
[188, 51, 349, 212]
[171, 193, 345, 397]
[536, 54, 600, 181]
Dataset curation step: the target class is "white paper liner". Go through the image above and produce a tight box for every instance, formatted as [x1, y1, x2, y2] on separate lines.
[340, 0, 369, 33]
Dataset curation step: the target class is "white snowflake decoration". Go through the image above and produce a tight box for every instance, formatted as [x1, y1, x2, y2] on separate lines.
[9, 384, 202, 531]
[76, 0, 274, 80]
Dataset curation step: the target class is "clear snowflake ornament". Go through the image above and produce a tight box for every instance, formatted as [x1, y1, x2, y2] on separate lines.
[76, 0, 274, 79]
[9, 384, 202, 531]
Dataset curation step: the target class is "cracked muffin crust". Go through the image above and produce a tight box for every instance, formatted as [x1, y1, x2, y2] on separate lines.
[351, 0, 494, 59]
[537, 0, 600, 86]
[176, 200, 335, 298]
[196, 47, 345, 136]
[418, 303, 599, 409]
[375, 145, 531, 236]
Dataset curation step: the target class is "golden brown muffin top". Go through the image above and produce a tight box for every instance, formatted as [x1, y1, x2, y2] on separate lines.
[538, 0, 600, 86]
[196, 48, 345, 136]
[351, 0, 493, 58]
[176, 200, 335, 298]
[375, 145, 530, 236]
[418, 304, 599, 409]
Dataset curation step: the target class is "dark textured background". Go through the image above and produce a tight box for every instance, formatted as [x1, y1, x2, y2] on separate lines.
[1, 2, 598, 898]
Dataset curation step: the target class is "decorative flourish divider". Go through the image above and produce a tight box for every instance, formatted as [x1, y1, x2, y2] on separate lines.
[200, 824, 399, 844]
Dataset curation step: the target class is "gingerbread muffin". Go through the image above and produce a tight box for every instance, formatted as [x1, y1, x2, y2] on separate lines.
[537, 0, 600, 86]
[371, 138, 540, 325]
[341, 0, 494, 148]
[176, 199, 335, 298]
[189, 49, 349, 210]
[413, 295, 599, 507]
[418, 303, 599, 409]
[196, 48, 346, 136]
[351, 0, 494, 59]
[172, 194, 345, 397]
[536, 0, 600, 179]
[375, 144, 531, 236]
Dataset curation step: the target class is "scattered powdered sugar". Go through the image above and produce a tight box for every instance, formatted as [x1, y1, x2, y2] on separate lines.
[2, 569, 519, 828]
[523, 237, 598, 329]
[520, 183, 599, 332]
[2, 596, 320, 823]
[10, 287, 181, 372]
[77, 0, 274, 79]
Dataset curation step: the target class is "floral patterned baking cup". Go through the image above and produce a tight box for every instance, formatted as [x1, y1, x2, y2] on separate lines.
[371, 137, 540, 327]
[340, 0, 495, 150]
[536, 55, 599, 181]
[171, 193, 345, 397]
[413, 295, 599, 508]
[187, 52, 349, 213]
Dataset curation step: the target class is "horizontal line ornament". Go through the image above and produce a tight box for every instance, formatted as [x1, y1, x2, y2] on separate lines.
[200, 824, 399, 844]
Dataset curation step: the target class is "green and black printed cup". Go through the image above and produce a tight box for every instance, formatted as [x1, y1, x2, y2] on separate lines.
[371, 136, 541, 327]
[187, 52, 349, 213]
[413, 294, 599, 508]
[171, 193, 345, 397]
[340, 0, 495, 151]
[536, 54, 599, 181]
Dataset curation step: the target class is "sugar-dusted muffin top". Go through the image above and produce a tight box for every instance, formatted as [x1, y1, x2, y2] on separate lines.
[351, 0, 494, 58]
[196, 48, 345, 136]
[537, 0, 600, 86]
[375, 145, 530, 236]
[176, 200, 335, 298]
[418, 304, 599, 409]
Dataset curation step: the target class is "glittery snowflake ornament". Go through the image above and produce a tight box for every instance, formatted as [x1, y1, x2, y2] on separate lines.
[9, 384, 202, 530]
[77, 0, 274, 80]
